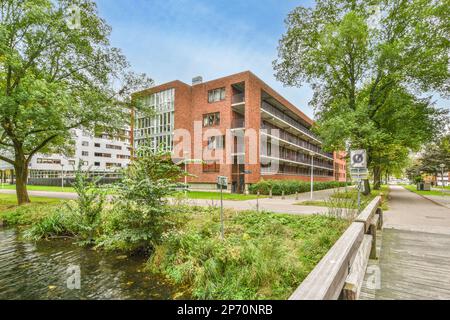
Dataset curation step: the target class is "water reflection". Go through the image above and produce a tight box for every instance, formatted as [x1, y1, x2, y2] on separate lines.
[0, 228, 174, 300]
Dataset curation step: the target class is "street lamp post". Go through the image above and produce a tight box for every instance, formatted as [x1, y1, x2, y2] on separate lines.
[183, 151, 189, 197]
[60, 164, 64, 189]
[440, 164, 445, 194]
[309, 151, 315, 200]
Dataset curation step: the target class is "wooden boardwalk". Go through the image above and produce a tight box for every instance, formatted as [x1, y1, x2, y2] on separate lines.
[361, 186, 450, 300]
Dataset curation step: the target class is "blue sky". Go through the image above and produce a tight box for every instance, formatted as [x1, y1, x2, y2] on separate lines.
[95, 0, 448, 119]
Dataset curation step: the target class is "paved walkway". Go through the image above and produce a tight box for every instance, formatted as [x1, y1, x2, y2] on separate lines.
[420, 195, 450, 209]
[0, 187, 348, 216]
[362, 186, 450, 300]
[384, 186, 450, 234]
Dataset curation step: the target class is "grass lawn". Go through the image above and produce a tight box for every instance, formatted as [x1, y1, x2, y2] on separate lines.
[403, 185, 450, 197]
[149, 206, 350, 299]
[0, 194, 65, 226]
[174, 191, 261, 201]
[0, 184, 75, 193]
[295, 185, 389, 211]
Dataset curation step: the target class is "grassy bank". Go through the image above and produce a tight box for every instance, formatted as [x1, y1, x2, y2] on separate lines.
[148, 207, 350, 300]
[0, 194, 64, 226]
[403, 185, 450, 196]
[296, 185, 389, 211]
[1, 193, 349, 300]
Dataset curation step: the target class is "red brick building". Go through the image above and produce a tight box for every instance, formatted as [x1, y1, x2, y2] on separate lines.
[132, 71, 345, 193]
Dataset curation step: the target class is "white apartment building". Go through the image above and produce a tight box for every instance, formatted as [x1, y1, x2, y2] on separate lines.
[436, 172, 449, 187]
[28, 128, 132, 180]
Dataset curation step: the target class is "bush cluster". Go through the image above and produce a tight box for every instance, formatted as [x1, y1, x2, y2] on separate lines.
[24, 148, 185, 253]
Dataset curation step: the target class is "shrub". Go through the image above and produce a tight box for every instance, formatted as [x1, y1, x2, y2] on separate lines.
[249, 179, 347, 195]
[23, 209, 78, 241]
[96, 148, 185, 253]
[23, 164, 105, 243]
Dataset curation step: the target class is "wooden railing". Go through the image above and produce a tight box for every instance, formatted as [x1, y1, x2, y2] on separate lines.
[289, 196, 383, 300]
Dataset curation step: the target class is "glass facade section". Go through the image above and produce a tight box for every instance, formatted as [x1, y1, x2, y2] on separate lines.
[134, 88, 175, 152]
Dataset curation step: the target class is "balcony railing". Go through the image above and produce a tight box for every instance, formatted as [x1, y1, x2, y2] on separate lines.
[261, 102, 323, 142]
[261, 122, 334, 159]
[232, 93, 245, 104]
[231, 118, 245, 129]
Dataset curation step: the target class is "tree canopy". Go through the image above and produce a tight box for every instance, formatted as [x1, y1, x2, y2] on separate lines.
[0, 0, 152, 204]
[274, 0, 449, 188]
[409, 133, 450, 179]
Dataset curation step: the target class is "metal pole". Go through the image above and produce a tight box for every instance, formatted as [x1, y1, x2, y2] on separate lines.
[184, 161, 187, 197]
[357, 180, 362, 213]
[442, 167, 445, 194]
[184, 152, 189, 197]
[256, 191, 260, 213]
[61, 165, 64, 189]
[310, 154, 314, 200]
[220, 183, 224, 240]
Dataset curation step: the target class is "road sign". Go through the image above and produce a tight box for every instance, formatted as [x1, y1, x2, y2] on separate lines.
[350, 149, 367, 169]
[217, 176, 228, 187]
[350, 168, 369, 181]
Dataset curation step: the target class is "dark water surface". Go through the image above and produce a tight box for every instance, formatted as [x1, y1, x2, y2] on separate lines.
[0, 228, 176, 300]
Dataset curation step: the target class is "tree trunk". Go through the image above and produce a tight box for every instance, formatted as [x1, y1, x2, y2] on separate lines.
[14, 159, 30, 205]
[373, 165, 382, 190]
[362, 179, 371, 195]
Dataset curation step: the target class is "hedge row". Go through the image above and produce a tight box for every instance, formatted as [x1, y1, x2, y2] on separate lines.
[249, 180, 348, 196]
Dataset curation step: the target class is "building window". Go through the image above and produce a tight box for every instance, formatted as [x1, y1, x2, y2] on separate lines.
[106, 144, 122, 150]
[94, 152, 111, 158]
[82, 151, 89, 156]
[37, 158, 61, 164]
[203, 112, 220, 127]
[207, 135, 225, 150]
[94, 162, 100, 167]
[202, 161, 220, 173]
[208, 88, 225, 103]
[81, 141, 89, 147]
[117, 154, 131, 160]
[68, 160, 76, 165]
[94, 143, 101, 148]
[106, 162, 122, 169]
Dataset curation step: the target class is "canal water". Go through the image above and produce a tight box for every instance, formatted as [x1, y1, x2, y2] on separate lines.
[0, 228, 176, 300]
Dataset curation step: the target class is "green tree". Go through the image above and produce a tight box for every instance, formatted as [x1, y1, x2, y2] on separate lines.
[0, 0, 152, 204]
[414, 134, 450, 180]
[274, 0, 449, 189]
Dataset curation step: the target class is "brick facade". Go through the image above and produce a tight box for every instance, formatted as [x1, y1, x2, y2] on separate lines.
[132, 71, 344, 192]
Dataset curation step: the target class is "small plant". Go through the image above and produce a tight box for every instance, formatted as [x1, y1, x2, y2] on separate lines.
[23, 163, 105, 244]
[67, 163, 106, 244]
[97, 147, 185, 253]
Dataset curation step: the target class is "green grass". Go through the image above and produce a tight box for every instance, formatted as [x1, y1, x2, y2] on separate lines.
[403, 185, 450, 196]
[297, 200, 357, 209]
[148, 207, 349, 300]
[295, 185, 390, 211]
[174, 191, 261, 201]
[0, 184, 75, 193]
[0, 194, 65, 226]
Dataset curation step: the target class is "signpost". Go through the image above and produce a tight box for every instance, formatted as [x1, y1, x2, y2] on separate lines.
[217, 176, 228, 240]
[350, 150, 368, 212]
